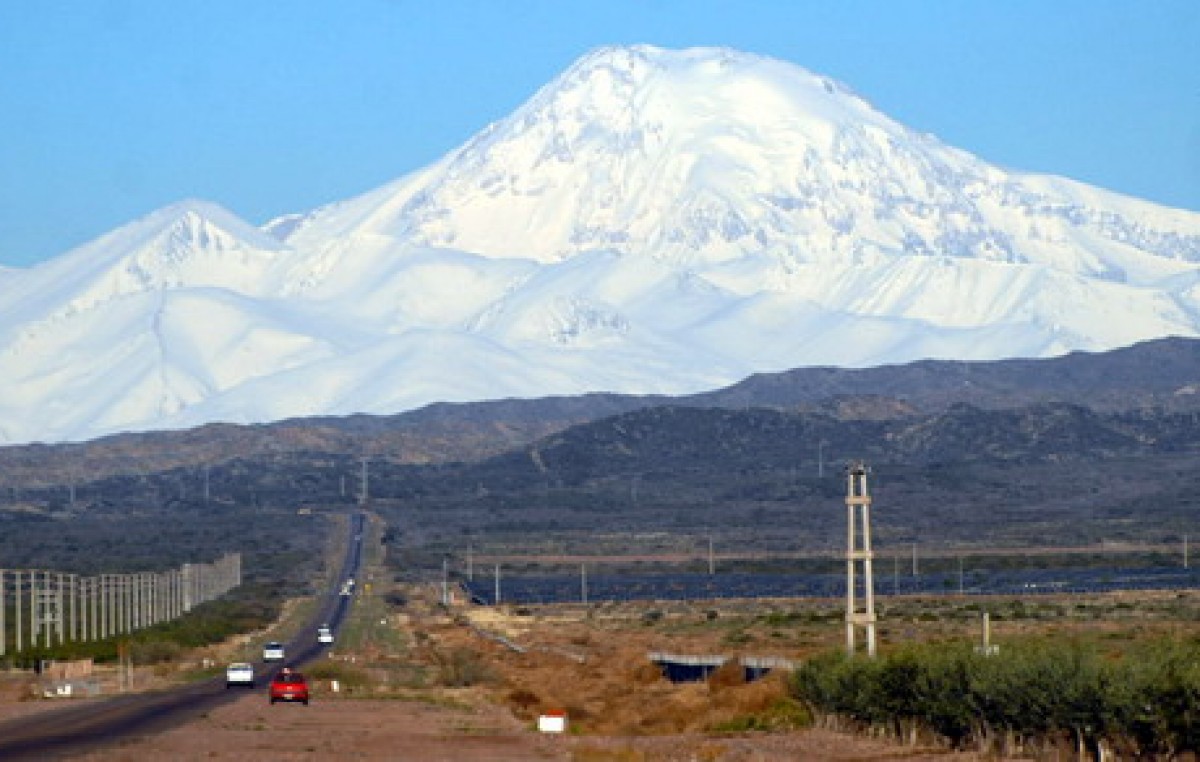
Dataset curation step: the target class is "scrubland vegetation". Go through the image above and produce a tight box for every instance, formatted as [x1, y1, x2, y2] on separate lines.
[795, 636, 1200, 758]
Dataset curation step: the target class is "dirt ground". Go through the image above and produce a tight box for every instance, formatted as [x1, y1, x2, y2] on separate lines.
[0, 687, 988, 761]
[70, 691, 567, 761]
[0, 585, 1020, 761]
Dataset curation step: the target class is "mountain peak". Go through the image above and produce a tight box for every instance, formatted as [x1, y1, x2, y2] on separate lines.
[316, 45, 904, 265]
[308, 44, 1199, 279]
[3, 199, 287, 326]
[558, 44, 862, 112]
[40, 198, 285, 278]
[134, 198, 285, 258]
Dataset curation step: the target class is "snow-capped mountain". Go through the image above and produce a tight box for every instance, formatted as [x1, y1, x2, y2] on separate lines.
[2, 45, 1199, 445]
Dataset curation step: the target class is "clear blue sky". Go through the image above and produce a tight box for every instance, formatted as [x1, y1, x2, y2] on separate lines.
[1, 0, 1197, 268]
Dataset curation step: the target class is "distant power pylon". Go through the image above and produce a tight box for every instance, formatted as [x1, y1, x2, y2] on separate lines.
[359, 458, 369, 504]
[844, 461, 877, 657]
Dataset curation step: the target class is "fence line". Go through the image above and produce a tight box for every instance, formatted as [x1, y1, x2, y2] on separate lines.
[0, 553, 240, 656]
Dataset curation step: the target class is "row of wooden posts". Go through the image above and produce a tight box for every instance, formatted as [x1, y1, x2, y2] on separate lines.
[0, 553, 241, 655]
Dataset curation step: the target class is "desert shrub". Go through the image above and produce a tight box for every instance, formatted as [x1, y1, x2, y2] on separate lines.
[129, 639, 182, 665]
[793, 637, 1200, 756]
[1122, 639, 1200, 756]
[721, 629, 752, 646]
[707, 660, 747, 690]
[507, 687, 541, 715]
[759, 611, 801, 626]
[711, 697, 811, 733]
[569, 632, 592, 646]
[305, 659, 370, 689]
[430, 647, 495, 687]
[630, 661, 664, 684]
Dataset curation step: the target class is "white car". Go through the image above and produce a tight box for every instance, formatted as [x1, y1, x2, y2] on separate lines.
[262, 641, 285, 662]
[225, 662, 255, 688]
[317, 626, 334, 644]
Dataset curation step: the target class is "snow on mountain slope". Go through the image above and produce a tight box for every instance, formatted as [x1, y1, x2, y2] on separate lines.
[0, 200, 313, 442]
[2, 45, 1200, 444]
[0, 200, 286, 344]
[281, 45, 1200, 283]
[0, 285, 352, 442]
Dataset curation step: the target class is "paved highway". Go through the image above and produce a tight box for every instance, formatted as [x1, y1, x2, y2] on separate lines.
[0, 511, 366, 760]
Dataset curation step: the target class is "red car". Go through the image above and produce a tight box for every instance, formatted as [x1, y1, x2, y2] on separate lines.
[268, 669, 310, 705]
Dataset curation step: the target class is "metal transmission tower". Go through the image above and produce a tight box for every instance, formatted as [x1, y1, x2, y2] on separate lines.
[844, 461, 877, 657]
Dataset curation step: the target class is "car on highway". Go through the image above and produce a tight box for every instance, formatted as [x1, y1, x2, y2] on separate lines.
[268, 668, 310, 705]
[262, 641, 285, 662]
[225, 662, 255, 689]
[317, 625, 334, 644]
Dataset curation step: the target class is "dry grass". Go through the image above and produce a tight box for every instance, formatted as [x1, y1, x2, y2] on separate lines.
[295, 579, 1200, 760]
[403, 599, 810, 737]
[405, 588, 1200, 737]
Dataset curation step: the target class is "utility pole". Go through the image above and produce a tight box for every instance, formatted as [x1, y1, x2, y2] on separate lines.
[97, 575, 105, 640]
[86, 576, 94, 642]
[16, 571, 23, 653]
[96, 576, 104, 637]
[977, 612, 999, 656]
[125, 573, 133, 634]
[494, 564, 501, 606]
[96, 575, 103, 640]
[441, 555, 450, 607]
[57, 572, 65, 645]
[131, 574, 140, 630]
[42, 570, 54, 648]
[181, 564, 193, 613]
[29, 570, 38, 648]
[844, 461, 877, 658]
[708, 535, 715, 575]
[54, 573, 64, 645]
[359, 458, 369, 505]
[70, 574, 78, 642]
[115, 574, 122, 636]
[103, 574, 111, 639]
